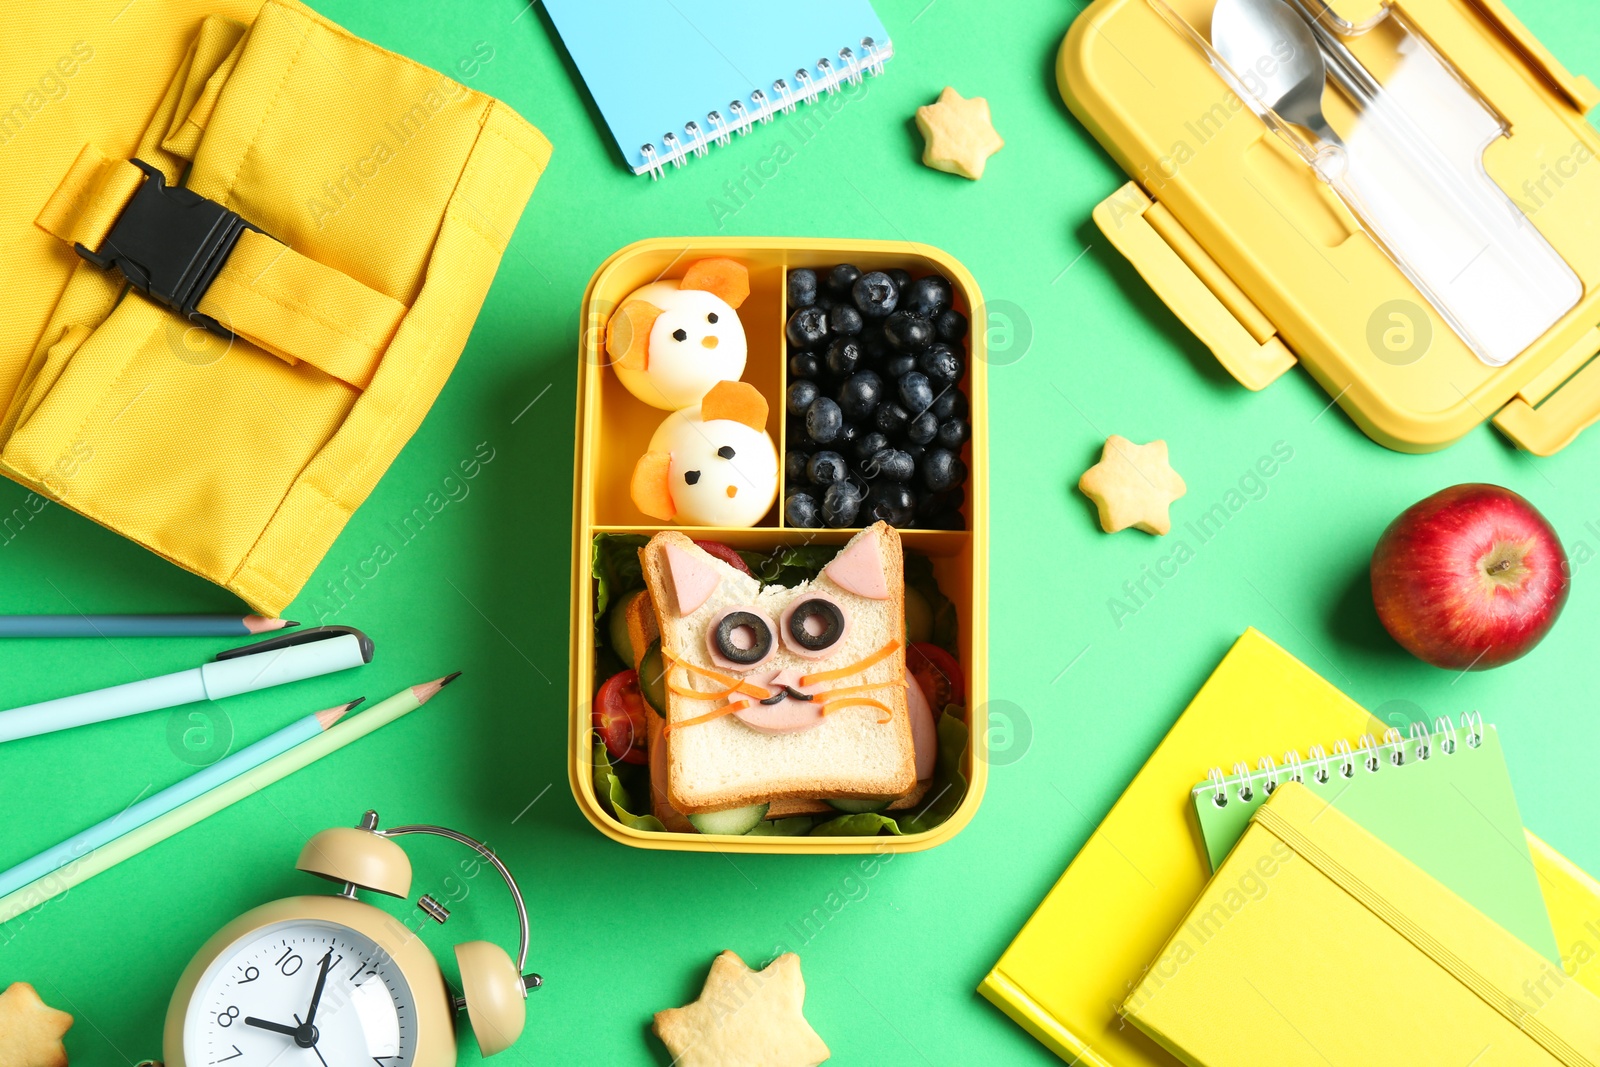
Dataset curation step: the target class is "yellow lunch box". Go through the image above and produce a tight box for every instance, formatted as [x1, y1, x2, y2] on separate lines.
[1059, 0, 1600, 454]
[567, 237, 989, 853]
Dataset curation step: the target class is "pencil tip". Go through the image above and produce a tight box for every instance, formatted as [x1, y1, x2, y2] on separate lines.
[245, 614, 299, 634]
[283, 620, 301, 629]
[413, 671, 463, 704]
[345, 696, 367, 711]
[317, 701, 360, 728]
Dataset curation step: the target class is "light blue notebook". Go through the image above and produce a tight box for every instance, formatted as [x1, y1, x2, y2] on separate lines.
[544, 0, 893, 177]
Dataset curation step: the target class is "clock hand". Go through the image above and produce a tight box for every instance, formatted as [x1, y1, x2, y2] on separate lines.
[243, 1017, 300, 1037]
[295, 1013, 332, 1067]
[304, 948, 334, 1029]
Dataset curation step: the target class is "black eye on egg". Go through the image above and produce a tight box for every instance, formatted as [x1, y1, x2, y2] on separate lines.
[672, 328, 688, 341]
[684, 470, 701, 485]
[716, 445, 736, 459]
[707, 312, 719, 324]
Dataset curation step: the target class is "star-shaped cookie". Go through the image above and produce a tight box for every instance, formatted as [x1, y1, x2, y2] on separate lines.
[1079, 435, 1186, 535]
[915, 87, 1004, 180]
[0, 982, 72, 1067]
[653, 951, 829, 1067]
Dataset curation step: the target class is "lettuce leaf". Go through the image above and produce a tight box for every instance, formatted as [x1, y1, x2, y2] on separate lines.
[592, 737, 665, 832]
[746, 817, 817, 836]
[902, 553, 959, 653]
[895, 709, 969, 834]
[810, 813, 905, 836]
[592, 533, 648, 624]
[739, 544, 837, 588]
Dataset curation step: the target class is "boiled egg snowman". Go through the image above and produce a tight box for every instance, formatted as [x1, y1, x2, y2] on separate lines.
[631, 381, 778, 527]
[605, 258, 750, 410]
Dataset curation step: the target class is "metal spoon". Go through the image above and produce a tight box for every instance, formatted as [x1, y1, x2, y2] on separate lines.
[1211, 0, 1343, 151]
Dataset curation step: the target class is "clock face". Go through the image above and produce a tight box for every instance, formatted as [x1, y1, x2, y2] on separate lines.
[184, 918, 417, 1067]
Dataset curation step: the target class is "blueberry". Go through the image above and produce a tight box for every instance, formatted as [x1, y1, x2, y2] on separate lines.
[884, 310, 935, 351]
[919, 343, 963, 385]
[866, 447, 914, 483]
[828, 263, 862, 296]
[936, 417, 970, 450]
[785, 449, 810, 485]
[866, 482, 916, 527]
[851, 271, 899, 319]
[898, 371, 935, 415]
[903, 275, 953, 318]
[887, 268, 913, 294]
[931, 389, 967, 420]
[906, 410, 939, 445]
[786, 379, 819, 418]
[934, 308, 968, 343]
[858, 331, 890, 363]
[837, 369, 883, 423]
[922, 448, 967, 492]
[884, 354, 918, 379]
[829, 303, 863, 338]
[786, 492, 822, 528]
[904, 443, 927, 465]
[853, 431, 889, 464]
[807, 450, 848, 486]
[836, 422, 858, 451]
[789, 351, 822, 381]
[822, 480, 864, 528]
[787, 269, 818, 309]
[826, 339, 862, 379]
[815, 293, 835, 312]
[874, 401, 909, 435]
[786, 306, 829, 350]
[805, 396, 843, 444]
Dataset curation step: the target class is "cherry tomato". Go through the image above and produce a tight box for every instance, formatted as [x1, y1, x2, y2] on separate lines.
[594, 670, 649, 764]
[907, 642, 965, 709]
[692, 539, 752, 575]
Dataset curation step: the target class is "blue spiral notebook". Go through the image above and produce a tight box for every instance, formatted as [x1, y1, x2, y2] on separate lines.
[544, 0, 893, 178]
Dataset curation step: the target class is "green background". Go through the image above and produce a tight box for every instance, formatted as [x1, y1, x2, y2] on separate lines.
[3, 0, 1599, 1063]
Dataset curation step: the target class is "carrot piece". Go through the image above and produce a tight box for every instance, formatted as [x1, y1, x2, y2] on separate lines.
[699, 380, 768, 431]
[680, 257, 750, 308]
[818, 697, 894, 724]
[802, 638, 902, 687]
[665, 701, 749, 735]
[605, 299, 661, 372]
[630, 450, 676, 520]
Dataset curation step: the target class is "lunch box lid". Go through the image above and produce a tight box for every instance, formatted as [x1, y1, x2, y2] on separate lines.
[1057, 0, 1600, 454]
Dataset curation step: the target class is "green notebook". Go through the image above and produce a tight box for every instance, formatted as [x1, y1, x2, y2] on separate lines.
[1191, 715, 1559, 962]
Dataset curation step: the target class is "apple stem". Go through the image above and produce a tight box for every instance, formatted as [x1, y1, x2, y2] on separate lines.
[1487, 559, 1512, 575]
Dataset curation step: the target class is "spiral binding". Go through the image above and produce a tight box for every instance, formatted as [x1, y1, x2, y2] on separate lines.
[636, 35, 893, 179]
[1202, 712, 1485, 809]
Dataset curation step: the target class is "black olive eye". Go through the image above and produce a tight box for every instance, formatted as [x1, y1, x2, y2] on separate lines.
[716, 445, 736, 459]
[672, 328, 688, 341]
[684, 470, 700, 485]
[707, 312, 719, 324]
[787, 598, 846, 652]
[713, 611, 774, 666]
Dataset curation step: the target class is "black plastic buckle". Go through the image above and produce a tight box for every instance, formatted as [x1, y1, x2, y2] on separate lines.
[73, 158, 261, 339]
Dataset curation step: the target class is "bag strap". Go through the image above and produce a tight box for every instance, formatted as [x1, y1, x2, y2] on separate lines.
[35, 143, 403, 391]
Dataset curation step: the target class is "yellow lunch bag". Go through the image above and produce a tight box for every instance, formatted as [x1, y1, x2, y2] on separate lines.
[1, 0, 551, 613]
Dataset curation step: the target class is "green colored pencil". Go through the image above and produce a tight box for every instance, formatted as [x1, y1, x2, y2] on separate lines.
[0, 673, 459, 926]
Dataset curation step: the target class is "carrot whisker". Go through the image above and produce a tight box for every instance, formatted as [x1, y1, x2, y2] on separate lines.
[664, 701, 750, 735]
[800, 638, 903, 687]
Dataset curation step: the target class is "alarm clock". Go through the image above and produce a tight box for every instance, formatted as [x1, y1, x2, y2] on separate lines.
[162, 810, 541, 1066]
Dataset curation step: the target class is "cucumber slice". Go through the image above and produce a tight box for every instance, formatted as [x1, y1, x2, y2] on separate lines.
[904, 586, 934, 645]
[607, 590, 642, 666]
[638, 638, 668, 716]
[826, 797, 892, 814]
[687, 803, 771, 835]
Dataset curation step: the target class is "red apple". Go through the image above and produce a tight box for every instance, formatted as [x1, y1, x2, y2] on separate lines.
[1370, 484, 1569, 670]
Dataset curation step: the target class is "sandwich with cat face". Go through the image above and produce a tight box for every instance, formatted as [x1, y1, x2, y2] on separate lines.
[638, 523, 928, 821]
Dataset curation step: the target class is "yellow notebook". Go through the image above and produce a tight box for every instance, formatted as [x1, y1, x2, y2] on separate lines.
[979, 629, 1600, 1066]
[1123, 783, 1600, 1066]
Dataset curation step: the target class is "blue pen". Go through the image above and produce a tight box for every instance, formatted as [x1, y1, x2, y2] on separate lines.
[0, 698, 364, 898]
[0, 626, 374, 744]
